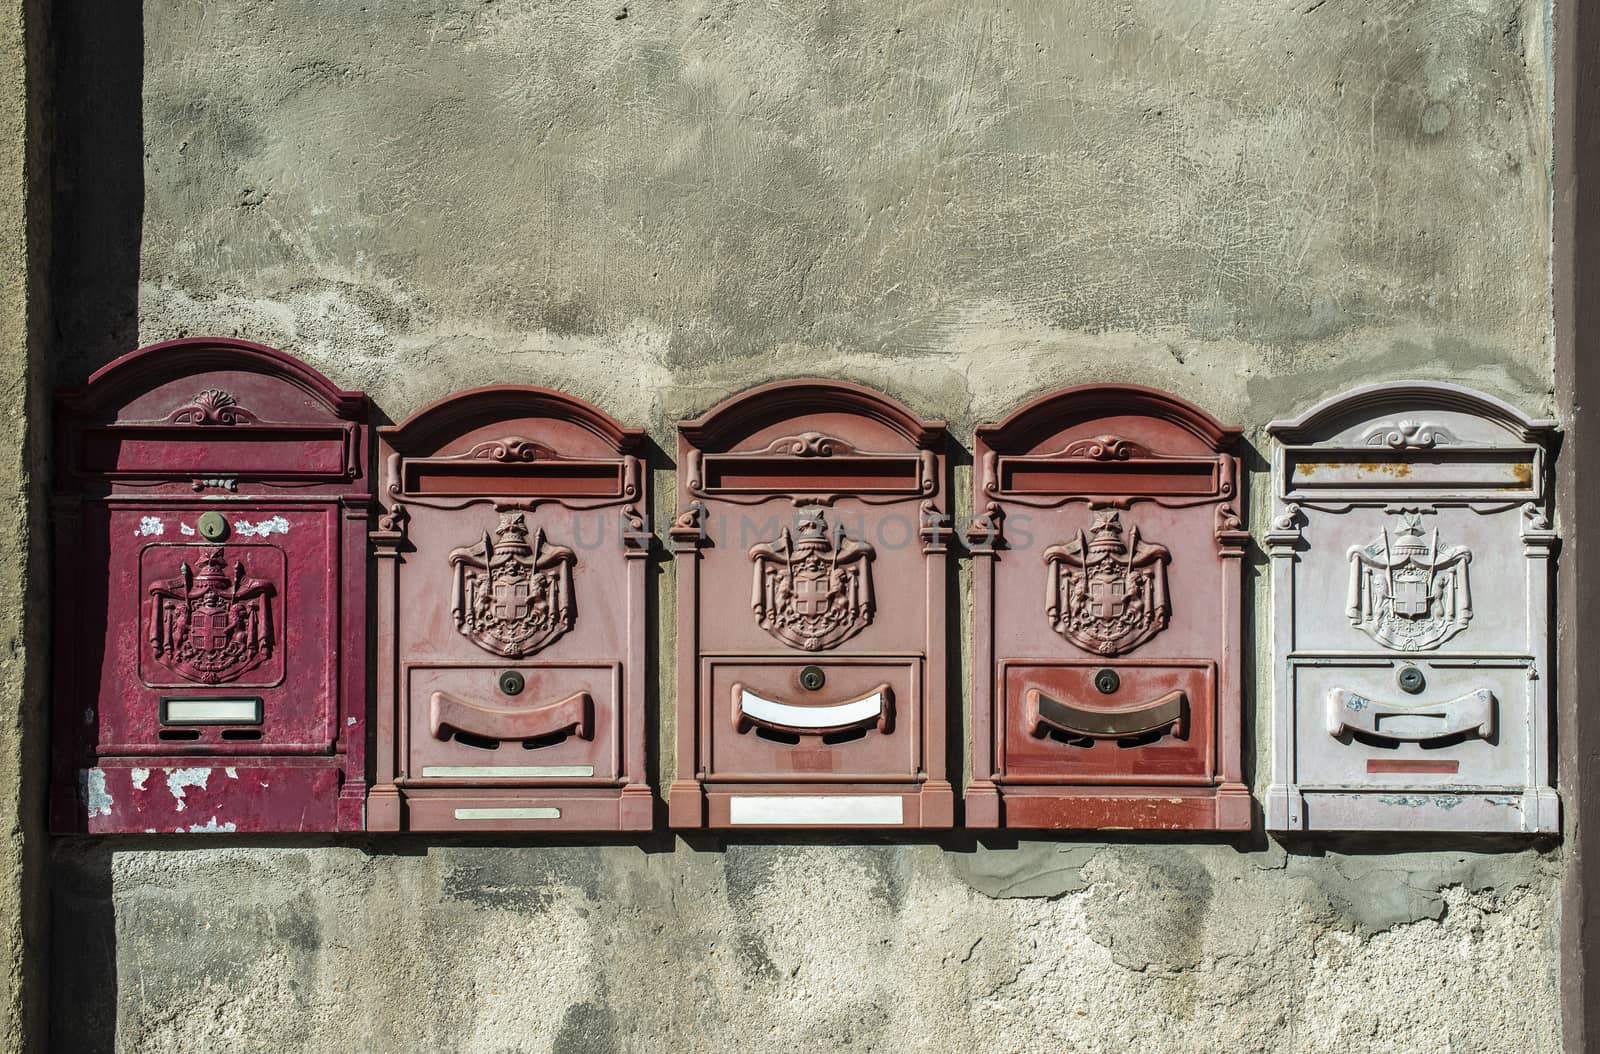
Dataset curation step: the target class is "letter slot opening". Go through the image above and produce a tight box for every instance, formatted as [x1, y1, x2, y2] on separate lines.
[160, 697, 264, 726]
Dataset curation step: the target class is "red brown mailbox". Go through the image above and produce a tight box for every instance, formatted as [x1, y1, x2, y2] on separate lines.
[967, 385, 1250, 830]
[52, 338, 370, 833]
[669, 380, 953, 829]
[368, 387, 651, 831]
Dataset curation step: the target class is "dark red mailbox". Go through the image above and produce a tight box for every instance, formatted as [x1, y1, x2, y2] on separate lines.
[669, 380, 953, 829]
[967, 385, 1250, 830]
[368, 387, 651, 831]
[52, 338, 370, 833]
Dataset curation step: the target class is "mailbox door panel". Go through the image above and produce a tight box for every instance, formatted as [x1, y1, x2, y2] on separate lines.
[1000, 660, 1215, 782]
[404, 662, 620, 781]
[1289, 657, 1530, 788]
[95, 503, 338, 755]
[705, 657, 918, 780]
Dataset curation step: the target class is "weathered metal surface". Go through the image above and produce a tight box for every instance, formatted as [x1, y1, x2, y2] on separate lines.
[52, 337, 371, 833]
[1265, 382, 1559, 832]
[369, 386, 650, 832]
[669, 380, 952, 829]
[968, 386, 1250, 830]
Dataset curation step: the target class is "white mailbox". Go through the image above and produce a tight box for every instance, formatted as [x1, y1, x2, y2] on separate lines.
[1265, 382, 1557, 833]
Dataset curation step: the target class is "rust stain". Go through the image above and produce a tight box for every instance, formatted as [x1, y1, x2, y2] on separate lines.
[1512, 461, 1532, 484]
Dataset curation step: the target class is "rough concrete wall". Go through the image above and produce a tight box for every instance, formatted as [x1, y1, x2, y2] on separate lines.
[0, 0, 47, 1050]
[48, 1, 1561, 1052]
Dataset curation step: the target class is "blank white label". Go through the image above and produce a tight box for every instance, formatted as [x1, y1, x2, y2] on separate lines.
[453, 807, 561, 820]
[728, 795, 904, 826]
[163, 699, 260, 724]
[422, 765, 594, 778]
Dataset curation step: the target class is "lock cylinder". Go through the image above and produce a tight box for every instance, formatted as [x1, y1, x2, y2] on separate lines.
[497, 670, 526, 696]
[799, 666, 826, 692]
[1397, 666, 1426, 695]
[1093, 668, 1121, 695]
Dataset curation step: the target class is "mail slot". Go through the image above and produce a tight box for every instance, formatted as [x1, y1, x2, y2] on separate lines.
[368, 386, 651, 832]
[51, 338, 371, 833]
[967, 386, 1250, 830]
[669, 380, 952, 828]
[1265, 382, 1558, 832]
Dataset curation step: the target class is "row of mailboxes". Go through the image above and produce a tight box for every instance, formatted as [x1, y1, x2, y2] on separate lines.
[50, 338, 1560, 835]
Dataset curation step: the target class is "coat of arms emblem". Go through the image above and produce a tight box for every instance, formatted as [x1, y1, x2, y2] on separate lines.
[449, 512, 576, 657]
[749, 509, 875, 651]
[1044, 510, 1171, 655]
[148, 546, 276, 684]
[1346, 513, 1472, 651]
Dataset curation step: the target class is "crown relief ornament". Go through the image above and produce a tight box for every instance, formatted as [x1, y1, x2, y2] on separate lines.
[448, 512, 576, 657]
[748, 508, 876, 651]
[1346, 512, 1472, 651]
[1043, 510, 1172, 656]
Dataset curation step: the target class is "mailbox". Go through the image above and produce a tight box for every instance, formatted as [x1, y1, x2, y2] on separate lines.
[368, 387, 651, 831]
[668, 380, 953, 828]
[1265, 382, 1558, 833]
[967, 385, 1250, 830]
[52, 338, 370, 833]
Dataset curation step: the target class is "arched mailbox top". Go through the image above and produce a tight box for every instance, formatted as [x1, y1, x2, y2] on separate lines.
[378, 386, 646, 511]
[381, 385, 645, 457]
[61, 337, 367, 423]
[1266, 380, 1558, 446]
[679, 378, 945, 452]
[1266, 381, 1557, 505]
[976, 383, 1240, 456]
[56, 337, 369, 490]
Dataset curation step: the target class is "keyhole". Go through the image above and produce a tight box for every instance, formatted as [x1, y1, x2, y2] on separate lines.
[1094, 669, 1121, 695]
[799, 666, 826, 692]
[498, 670, 525, 696]
[1397, 666, 1426, 695]
[197, 511, 229, 542]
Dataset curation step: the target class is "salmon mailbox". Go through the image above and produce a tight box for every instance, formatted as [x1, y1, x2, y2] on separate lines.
[668, 380, 953, 829]
[1265, 382, 1558, 833]
[51, 338, 370, 833]
[966, 386, 1250, 830]
[367, 387, 651, 832]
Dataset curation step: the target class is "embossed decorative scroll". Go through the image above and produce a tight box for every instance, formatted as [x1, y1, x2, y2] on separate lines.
[1362, 420, 1456, 449]
[1346, 513, 1472, 651]
[449, 512, 576, 657]
[1044, 510, 1171, 655]
[148, 547, 276, 684]
[749, 509, 875, 651]
[166, 388, 258, 425]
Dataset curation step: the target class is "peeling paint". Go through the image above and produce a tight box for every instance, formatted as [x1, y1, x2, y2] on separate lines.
[164, 767, 211, 811]
[136, 516, 164, 536]
[78, 768, 112, 817]
[233, 515, 290, 537]
[1378, 795, 1463, 810]
[179, 522, 195, 536]
[186, 816, 238, 833]
[224, 767, 238, 779]
[130, 767, 150, 791]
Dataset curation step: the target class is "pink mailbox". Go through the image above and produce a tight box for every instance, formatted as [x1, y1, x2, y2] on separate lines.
[967, 385, 1251, 830]
[52, 338, 370, 833]
[668, 380, 953, 829]
[1265, 382, 1559, 832]
[367, 387, 651, 831]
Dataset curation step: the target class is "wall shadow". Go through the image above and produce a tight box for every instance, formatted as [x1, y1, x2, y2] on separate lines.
[46, 1, 145, 1048]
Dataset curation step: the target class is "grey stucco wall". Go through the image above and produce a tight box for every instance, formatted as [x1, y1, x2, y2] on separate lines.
[48, 2, 1563, 1051]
